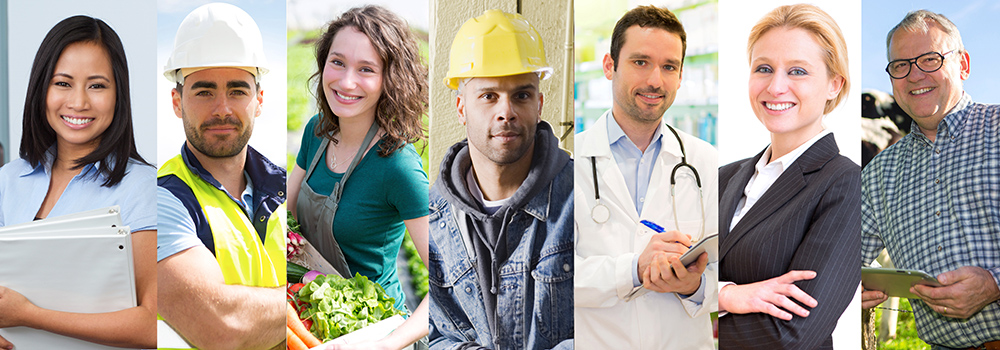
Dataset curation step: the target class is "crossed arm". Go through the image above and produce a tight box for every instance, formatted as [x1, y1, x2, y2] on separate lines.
[158, 245, 285, 350]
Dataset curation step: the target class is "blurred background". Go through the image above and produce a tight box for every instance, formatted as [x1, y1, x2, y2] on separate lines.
[1, 0, 157, 166]
[574, 0, 718, 148]
[860, 2, 1000, 349]
[156, 0, 287, 167]
[286, 0, 430, 311]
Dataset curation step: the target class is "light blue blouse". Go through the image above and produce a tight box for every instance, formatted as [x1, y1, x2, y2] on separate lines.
[0, 150, 156, 231]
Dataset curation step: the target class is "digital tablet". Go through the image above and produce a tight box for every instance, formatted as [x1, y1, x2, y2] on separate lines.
[679, 234, 718, 267]
[861, 267, 941, 299]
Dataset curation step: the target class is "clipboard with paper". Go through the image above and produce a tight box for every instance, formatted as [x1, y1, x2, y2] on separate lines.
[0, 206, 139, 350]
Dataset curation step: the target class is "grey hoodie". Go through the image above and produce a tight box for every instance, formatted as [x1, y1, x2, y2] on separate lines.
[434, 120, 570, 339]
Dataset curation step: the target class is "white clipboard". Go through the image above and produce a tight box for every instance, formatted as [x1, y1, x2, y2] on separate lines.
[0, 206, 123, 235]
[0, 217, 138, 349]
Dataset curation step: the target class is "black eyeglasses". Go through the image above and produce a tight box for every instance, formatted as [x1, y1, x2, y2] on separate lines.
[886, 50, 956, 79]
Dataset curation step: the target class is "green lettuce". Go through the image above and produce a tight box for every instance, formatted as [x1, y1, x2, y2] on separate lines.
[296, 273, 405, 341]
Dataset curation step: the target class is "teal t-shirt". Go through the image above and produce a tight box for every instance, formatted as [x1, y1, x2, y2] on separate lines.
[296, 115, 429, 312]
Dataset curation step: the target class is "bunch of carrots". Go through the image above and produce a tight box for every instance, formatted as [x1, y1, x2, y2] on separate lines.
[287, 301, 322, 350]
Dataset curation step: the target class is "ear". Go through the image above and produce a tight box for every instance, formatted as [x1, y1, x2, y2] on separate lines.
[537, 93, 544, 123]
[602, 53, 615, 80]
[456, 93, 467, 126]
[959, 50, 971, 80]
[171, 88, 183, 118]
[827, 74, 845, 100]
[255, 88, 264, 118]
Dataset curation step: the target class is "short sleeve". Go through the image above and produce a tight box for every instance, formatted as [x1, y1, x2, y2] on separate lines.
[387, 145, 429, 220]
[156, 186, 203, 261]
[120, 163, 158, 232]
[297, 115, 321, 170]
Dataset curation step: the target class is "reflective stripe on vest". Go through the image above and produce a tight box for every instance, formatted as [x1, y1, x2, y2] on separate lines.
[158, 155, 286, 288]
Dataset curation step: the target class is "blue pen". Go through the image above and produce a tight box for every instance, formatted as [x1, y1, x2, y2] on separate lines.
[640, 220, 665, 233]
[640, 220, 691, 248]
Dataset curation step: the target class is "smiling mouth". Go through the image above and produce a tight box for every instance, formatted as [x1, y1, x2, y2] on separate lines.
[910, 87, 934, 95]
[764, 102, 795, 111]
[336, 90, 361, 101]
[638, 93, 663, 100]
[62, 116, 94, 125]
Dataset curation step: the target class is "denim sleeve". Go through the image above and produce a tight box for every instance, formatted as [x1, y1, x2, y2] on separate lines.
[549, 339, 574, 350]
[428, 322, 489, 350]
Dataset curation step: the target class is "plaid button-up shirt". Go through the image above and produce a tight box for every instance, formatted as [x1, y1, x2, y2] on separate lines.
[862, 94, 1000, 348]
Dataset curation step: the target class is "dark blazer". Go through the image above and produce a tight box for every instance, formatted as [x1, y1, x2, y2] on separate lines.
[718, 133, 860, 349]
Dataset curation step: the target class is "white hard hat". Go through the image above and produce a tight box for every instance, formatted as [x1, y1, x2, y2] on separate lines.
[163, 2, 268, 84]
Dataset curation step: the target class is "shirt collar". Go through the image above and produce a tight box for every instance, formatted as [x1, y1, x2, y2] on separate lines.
[940, 92, 972, 139]
[607, 111, 664, 154]
[20, 146, 102, 180]
[756, 129, 831, 174]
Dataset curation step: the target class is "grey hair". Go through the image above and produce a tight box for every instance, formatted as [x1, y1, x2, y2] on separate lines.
[886, 10, 965, 60]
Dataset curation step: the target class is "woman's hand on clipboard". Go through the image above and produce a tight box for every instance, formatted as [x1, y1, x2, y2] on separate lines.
[0, 333, 12, 350]
[0, 286, 34, 328]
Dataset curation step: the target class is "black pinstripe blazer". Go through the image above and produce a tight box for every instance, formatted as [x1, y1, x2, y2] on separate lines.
[717, 133, 861, 349]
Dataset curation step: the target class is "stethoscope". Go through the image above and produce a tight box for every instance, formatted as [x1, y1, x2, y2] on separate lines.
[590, 124, 705, 236]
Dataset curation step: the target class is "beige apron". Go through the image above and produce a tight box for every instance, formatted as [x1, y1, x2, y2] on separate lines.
[295, 123, 378, 278]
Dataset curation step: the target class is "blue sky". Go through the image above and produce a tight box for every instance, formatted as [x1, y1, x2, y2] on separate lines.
[862, 0, 1000, 103]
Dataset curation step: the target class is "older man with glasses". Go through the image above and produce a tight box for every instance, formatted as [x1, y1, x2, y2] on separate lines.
[861, 9, 1000, 350]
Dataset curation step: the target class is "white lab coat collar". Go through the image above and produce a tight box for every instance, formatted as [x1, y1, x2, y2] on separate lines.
[578, 110, 684, 160]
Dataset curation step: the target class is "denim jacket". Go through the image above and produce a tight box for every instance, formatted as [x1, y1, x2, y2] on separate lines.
[427, 161, 575, 350]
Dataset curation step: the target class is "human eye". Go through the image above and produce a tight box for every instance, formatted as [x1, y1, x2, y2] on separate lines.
[920, 55, 941, 66]
[634, 60, 647, 67]
[480, 92, 497, 101]
[330, 59, 345, 67]
[515, 91, 533, 100]
[195, 90, 212, 97]
[360, 66, 377, 74]
[89, 82, 108, 89]
[753, 65, 772, 74]
[53, 81, 71, 88]
[662, 64, 677, 72]
[789, 67, 808, 76]
[230, 89, 249, 97]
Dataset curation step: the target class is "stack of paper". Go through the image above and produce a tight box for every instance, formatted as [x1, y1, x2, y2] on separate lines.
[0, 206, 138, 350]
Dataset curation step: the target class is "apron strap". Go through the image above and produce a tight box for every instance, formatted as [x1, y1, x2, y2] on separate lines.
[332, 122, 380, 201]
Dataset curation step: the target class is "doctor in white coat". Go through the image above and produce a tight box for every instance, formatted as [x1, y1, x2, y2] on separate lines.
[574, 5, 719, 349]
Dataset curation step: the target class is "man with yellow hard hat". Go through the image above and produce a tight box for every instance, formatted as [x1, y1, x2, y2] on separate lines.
[427, 9, 574, 350]
[156, 3, 286, 349]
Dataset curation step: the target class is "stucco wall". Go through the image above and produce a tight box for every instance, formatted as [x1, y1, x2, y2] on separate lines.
[428, 0, 574, 183]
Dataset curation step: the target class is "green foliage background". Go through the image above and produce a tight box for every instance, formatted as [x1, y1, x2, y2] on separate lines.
[287, 27, 430, 302]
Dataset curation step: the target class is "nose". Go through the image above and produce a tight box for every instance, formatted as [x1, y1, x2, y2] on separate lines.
[495, 95, 516, 122]
[767, 73, 789, 96]
[907, 65, 927, 82]
[338, 70, 358, 90]
[646, 67, 664, 89]
[65, 86, 91, 111]
[211, 93, 233, 116]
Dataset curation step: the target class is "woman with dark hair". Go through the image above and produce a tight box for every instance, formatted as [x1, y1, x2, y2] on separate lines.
[286, 5, 429, 349]
[0, 15, 155, 349]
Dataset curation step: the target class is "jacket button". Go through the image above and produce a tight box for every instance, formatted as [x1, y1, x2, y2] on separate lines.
[563, 263, 571, 272]
[278, 191, 284, 196]
[260, 216, 266, 222]
[465, 287, 472, 293]
[439, 222, 446, 228]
